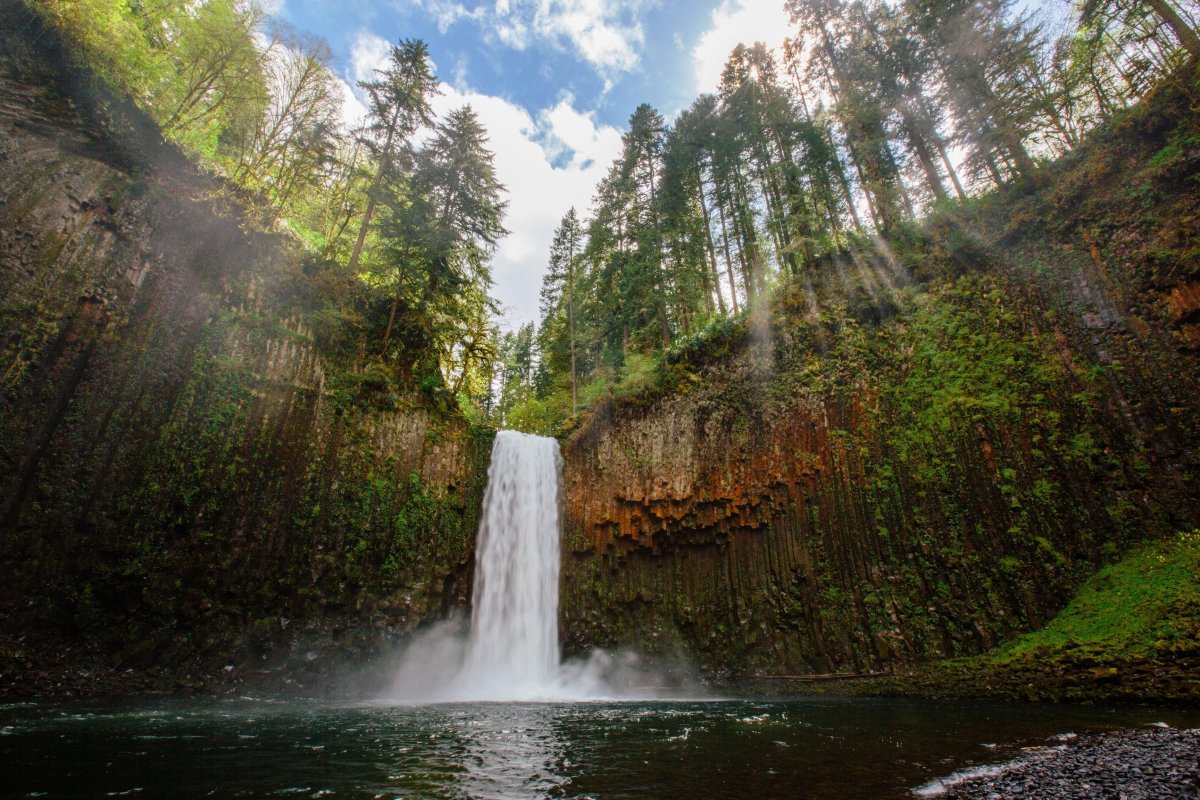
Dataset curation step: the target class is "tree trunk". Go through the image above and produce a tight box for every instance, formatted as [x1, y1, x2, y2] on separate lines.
[647, 149, 671, 350]
[696, 168, 728, 315]
[901, 109, 950, 204]
[830, 135, 864, 229]
[349, 106, 401, 272]
[715, 194, 740, 314]
[992, 105, 1036, 177]
[380, 283, 402, 356]
[932, 131, 968, 200]
[568, 248, 578, 413]
[732, 177, 762, 299]
[1146, 0, 1200, 60]
[886, 141, 916, 220]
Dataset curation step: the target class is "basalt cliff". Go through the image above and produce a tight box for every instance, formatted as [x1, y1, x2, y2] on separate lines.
[558, 80, 1200, 684]
[0, 5, 488, 695]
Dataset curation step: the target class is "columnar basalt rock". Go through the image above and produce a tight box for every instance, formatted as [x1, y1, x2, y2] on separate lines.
[0, 13, 488, 693]
[559, 93, 1200, 678]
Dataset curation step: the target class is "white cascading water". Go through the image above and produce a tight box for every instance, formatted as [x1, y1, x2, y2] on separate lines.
[385, 429, 669, 703]
[458, 430, 563, 697]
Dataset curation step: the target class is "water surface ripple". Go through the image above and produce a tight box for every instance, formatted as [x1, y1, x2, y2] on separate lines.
[2, 697, 1193, 799]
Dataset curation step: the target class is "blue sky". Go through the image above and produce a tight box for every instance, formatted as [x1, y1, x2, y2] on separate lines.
[277, 0, 778, 129]
[267, 0, 797, 327]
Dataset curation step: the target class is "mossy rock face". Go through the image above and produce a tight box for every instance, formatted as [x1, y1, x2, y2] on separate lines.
[0, 16, 494, 695]
[559, 76, 1200, 685]
[860, 531, 1200, 704]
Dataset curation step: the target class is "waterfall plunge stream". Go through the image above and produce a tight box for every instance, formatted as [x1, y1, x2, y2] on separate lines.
[460, 430, 563, 697]
[386, 430, 653, 703]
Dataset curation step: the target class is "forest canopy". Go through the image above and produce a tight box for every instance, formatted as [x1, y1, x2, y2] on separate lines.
[30, 0, 1200, 429]
[499, 0, 1200, 433]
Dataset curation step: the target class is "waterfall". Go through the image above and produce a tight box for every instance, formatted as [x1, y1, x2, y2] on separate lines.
[458, 430, 563, 697]
[384, 429, 669, 703]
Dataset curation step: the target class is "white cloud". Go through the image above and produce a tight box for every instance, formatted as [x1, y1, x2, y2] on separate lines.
[692, 0, 793, 94]
[410, 0, 486, 33]
[534, 0, 646, 74]
[536, 95, 622, 168]
[432, 85, 622, 326]
[405, 0, 654, 77]
[336, 76, 369, 130]
[494, 14, 532, 50]
[349, 31, 392, 85]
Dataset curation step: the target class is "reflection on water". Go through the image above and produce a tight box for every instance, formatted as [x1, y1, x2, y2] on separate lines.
[453, 706, 566, 800]
[0, 697, 1194, 799]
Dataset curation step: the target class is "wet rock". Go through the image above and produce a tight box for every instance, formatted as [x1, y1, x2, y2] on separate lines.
[926, 727, 1200, 800]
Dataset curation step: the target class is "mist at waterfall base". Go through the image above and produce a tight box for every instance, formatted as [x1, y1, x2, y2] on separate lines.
[381, 430, 688, 704]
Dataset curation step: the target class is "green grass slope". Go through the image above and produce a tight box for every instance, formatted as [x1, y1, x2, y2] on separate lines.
[890, 530, 1200, 703]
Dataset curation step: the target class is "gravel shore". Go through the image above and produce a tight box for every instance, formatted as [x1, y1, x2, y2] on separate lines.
[917, 726, 1200, 799]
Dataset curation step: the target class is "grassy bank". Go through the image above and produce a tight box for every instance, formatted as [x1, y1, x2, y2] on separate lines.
[867, 530, 1200, 703]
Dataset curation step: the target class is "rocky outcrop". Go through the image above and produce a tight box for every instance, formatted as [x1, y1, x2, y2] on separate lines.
[560, 89, 1200, 678]
[1167, 281, 1200, 349]
[0, 6, 488, 694]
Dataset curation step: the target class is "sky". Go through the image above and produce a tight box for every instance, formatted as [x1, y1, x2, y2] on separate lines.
[272, 0, 797, 328]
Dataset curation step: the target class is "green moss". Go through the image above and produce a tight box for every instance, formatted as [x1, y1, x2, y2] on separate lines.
[870, 532, 1200, 703]
[998, 530, 1200, 661]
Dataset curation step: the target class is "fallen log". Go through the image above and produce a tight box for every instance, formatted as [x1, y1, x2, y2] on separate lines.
[751, 671, 891, 683]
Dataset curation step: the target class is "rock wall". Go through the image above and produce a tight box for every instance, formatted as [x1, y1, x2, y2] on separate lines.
[560, 88, 1200, 677]
[0, 7, 489, 693]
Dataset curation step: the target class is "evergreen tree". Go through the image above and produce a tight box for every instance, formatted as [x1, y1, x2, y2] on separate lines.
[348, 39, 439, 273]
[621, 104, 672, 349]
[904, 0, 1042, 184]
[378, 106, 508, 390]
[539, 209, 584, 411]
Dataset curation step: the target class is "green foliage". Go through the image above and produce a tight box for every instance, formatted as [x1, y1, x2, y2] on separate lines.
[36, 0, 169, 100]
[1000, 530, 1200, 660]
[521, 0, 1195, 436]
[876, 275, 1068, 469]
[326, 363, 403, 414]
[343, 470, 471, 591]
[579, 375, 614, 407]
[613, 351, 662, 398]
[38, 0, 270, 163]
[504, 393, 568, 437]
[1146, 129, 1200, 171]
[665, 313, 747, 370]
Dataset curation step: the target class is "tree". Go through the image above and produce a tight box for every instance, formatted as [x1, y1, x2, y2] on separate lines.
[159, 0, 269, 157]
[231, 24, 342, 217]
[787, 0, 911, 229]
[659, 116, 723, 325]
[378, 105, 508, 388]
[904, 0, 1041, 184]
[493, 323, 537, 424]
[621, 104, 672, 348]
[540, 209, 584, 411]
[347, 39, 439, 273]
[782, 36, 867, 231]
[1083, 0, 1200, 60]
[856, 3, 965, 204]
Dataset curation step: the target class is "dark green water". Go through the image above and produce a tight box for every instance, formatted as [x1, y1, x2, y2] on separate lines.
[0, 697, 1193, 799]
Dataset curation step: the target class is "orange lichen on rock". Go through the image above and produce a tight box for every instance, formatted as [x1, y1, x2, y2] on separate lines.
[564, 389, 849, 552]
